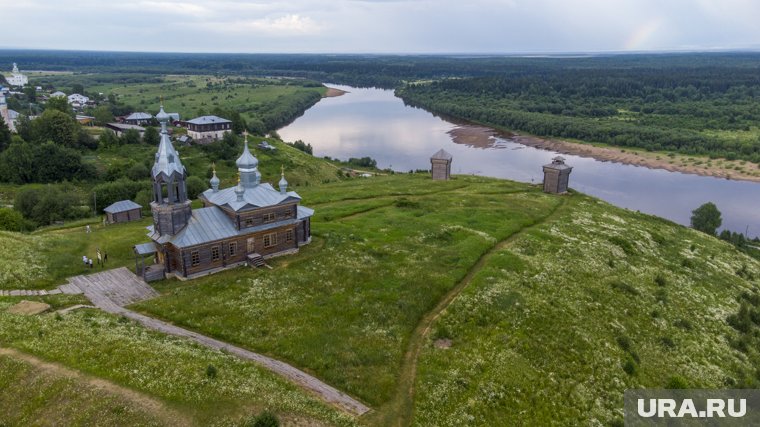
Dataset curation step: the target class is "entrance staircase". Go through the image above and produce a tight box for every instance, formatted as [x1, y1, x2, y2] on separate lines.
[247, 253, 266, 268]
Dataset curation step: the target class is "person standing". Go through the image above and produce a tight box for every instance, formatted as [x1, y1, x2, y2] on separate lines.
[104, 252, 108, 264]
[89, 258, 93, 269]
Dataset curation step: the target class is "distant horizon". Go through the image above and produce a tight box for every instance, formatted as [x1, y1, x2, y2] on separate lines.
[2, 46, 760, 58]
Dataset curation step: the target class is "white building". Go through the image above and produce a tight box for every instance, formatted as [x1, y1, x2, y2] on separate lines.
[184, 115, 232, 141]
[6, 63, 28, 88]
[67, 93, 90, 105]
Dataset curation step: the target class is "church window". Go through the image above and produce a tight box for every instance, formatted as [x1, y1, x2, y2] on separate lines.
[286, 229, 294, 242]
[190, 250, 200, 266]
[229, 242, 237, 256]
[211, 246, 220, 262]
[264, 212, 276, 223]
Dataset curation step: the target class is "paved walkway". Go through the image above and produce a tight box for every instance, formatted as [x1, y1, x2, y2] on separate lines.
[1, 267, 370, 416]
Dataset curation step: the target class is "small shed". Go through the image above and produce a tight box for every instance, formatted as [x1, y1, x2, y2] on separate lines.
[542, 156, 573, 194]
[104, 200, 143, 224]
[430, 149, 453, 180]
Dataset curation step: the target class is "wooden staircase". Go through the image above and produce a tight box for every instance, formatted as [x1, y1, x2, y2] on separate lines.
[247, 253, 266, 268]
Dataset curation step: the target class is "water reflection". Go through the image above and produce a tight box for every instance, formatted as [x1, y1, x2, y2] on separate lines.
[279, 85, 760, 237]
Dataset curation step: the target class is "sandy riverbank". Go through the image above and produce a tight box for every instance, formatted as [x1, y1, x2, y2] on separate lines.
[324, 87, 348, 97]
[448, 125, 760, 183]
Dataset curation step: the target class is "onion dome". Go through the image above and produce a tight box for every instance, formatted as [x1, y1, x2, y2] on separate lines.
[210, 163, 220, 192]
[236, 133, 259, 170]
[279, 166, 288, 195]
[236, 131, 261, 188]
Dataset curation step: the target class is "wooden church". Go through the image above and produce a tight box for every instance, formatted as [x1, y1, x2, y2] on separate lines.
[134, 105, 313, 281]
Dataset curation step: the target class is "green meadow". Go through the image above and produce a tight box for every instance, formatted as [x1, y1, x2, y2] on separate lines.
[1, 171, 758, 425]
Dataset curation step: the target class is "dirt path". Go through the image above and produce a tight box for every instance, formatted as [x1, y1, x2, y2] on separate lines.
[368, 196, 570, 426]
[0, 347, 190, 426]
[63, 268, 371, 416]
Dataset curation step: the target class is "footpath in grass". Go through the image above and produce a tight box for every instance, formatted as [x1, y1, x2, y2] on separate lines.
[133, 175, 560, 407]
[0, 295, 357, 426]
[410, 195, 760, 426]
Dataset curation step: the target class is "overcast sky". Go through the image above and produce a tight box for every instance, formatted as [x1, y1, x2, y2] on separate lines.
[2, 0, 760, 54]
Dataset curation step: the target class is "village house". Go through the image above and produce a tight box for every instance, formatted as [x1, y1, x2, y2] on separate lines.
[67, 93, 90, 108]
[134, 106, 313, 281]
[6, 63, 28, 87]
[50, 91, 66, 98]
[105, 122, 146, 138]
[184, 115, 232, 142]
[123, 112, 153, 126]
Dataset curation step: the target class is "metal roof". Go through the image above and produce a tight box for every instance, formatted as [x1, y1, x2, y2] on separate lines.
[104, 199, 142, 213]
[158, 206, 311, 248]
[107, 123, 146, 131]
[186, 115, 231, 125]
[431, 148, 453, 161]
[201, 183, 301, 212]
[126, 112, 153, 120]
[297, 206, 314, 220]
[134, 242, 158, 255]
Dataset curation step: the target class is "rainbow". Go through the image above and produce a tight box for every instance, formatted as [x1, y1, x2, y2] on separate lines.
[624, 18, 663, 50]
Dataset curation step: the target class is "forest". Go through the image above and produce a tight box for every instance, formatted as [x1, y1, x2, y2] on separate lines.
[5, 50, 760, 160]
[397, 67, 760, 162]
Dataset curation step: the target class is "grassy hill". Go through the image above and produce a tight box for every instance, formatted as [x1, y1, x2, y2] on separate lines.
[0, 172, 758, 426]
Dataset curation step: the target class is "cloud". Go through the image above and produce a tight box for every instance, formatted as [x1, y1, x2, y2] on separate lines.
[1, 0, 760, 53]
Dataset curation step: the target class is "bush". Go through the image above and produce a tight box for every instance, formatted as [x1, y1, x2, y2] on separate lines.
[205, 364, 217, 379]
[245, 411, 279, 427]
[622, 358, 638, 376]
[0, 208, 31, 232]
[186, 176, 207, 199]
[14, 184, 89, 226]
[665, 376, 689, 389]
[91, 179, 148, 213]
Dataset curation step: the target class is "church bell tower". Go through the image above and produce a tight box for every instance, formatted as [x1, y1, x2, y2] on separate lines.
[150, 104, 192, 236]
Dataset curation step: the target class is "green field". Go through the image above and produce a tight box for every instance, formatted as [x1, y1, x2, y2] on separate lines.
[93, 75, 324, 122]
[1, 172, 758, 426]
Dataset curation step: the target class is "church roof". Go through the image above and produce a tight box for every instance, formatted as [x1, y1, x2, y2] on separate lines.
[151, 205, 312, 248]
[431, 148, 453, 160]
[201, 183, 301, 212]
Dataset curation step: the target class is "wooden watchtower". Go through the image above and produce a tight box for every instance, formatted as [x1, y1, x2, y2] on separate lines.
[430, 149, 453, 180]
[542, 156, 573, 194]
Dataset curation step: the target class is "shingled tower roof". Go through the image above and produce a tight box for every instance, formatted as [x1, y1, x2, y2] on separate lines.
[152, 104, 185, 179]
[431, 148, 453, 161]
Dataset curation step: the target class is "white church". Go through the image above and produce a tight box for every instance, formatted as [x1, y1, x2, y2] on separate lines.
[7, 63, 28, 88]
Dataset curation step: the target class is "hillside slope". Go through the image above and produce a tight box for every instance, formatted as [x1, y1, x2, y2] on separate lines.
[0, 174, 758, 426]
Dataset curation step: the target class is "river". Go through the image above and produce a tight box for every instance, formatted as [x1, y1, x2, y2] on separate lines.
[279, 84, 760, 237]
